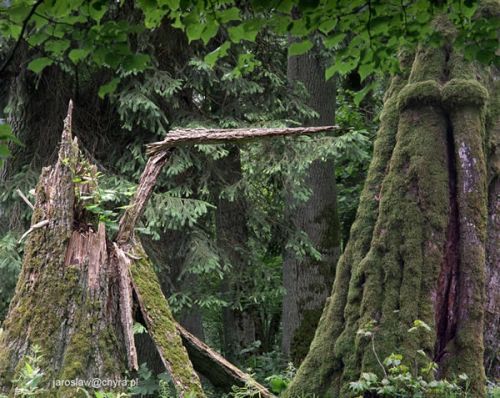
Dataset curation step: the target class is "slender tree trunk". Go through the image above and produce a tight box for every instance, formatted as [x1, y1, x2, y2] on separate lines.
[213, 146, 256, 360]
[285, 23, 496, 397]
[282, 47, 341, 364]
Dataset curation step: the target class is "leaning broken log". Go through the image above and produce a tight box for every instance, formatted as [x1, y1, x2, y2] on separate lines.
[1, 102, 333, 396]
[177, 324, 272, 397]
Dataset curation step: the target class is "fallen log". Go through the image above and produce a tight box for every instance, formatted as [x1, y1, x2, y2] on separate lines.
[177, 324, 273, 397]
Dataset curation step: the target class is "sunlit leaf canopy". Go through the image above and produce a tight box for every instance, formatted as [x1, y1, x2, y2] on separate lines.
[0, 0, 498, 165]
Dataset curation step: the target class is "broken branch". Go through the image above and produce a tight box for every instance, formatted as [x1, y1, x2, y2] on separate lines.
[146, 126, 339, 157]
[16, 189, 34, 210]
[18, 219, 49, 243]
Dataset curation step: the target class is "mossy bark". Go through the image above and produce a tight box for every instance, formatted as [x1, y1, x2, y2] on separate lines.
[128, 243, 204, 396]
[0, 110, 127, 397]
[0, 106, 204, 397]
[285, 17, 496, 398]
[484, 59, 499, 379]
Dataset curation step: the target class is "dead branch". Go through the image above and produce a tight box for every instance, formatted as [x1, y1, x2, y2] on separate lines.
[146, 126, 339, 157]
[18, 220, 49, 243]
[118, 125, 338, 244]
[177, 324, 274, 397]
[114, 244, 139, 371]
[16, 189, 34, 210]
[116, 150, 172, 244]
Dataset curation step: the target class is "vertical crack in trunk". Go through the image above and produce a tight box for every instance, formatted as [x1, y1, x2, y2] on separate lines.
[434, 117, 460, 365]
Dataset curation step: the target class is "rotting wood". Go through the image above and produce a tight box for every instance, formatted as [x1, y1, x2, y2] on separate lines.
[116, 150, 171, 244]
[3, 100, 336, 397]
[114, 244, 139, 372]
[146, 126, 339, 157]
[177, 324, 274, 397]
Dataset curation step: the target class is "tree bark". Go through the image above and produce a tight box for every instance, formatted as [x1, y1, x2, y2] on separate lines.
[0, 106, 204, 397]
[213, 146, 256, 360]
[285, 24, 495, 397]
[484, 66, 499, 378]
[146, 126, 339, 156]
[282, 46, 341, 364]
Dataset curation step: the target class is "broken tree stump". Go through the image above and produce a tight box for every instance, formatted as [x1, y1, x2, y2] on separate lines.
[0, 103, 203, 397]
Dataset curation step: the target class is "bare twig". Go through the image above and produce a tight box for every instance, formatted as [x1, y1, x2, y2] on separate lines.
[16, 189, 34, 210]
[18, 219, 49, 243]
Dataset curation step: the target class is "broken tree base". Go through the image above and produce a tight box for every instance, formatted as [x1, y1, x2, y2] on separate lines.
[0, 102, 276, 398]
[0, 105, 203, 397]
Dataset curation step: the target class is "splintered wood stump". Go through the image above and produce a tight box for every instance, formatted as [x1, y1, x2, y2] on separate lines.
[1, 103, 339, 397]
[0, 103, 203, 397]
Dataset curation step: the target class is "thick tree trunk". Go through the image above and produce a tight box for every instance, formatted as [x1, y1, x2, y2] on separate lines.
[285, 29, 496, 397]
[282, 47, 340, 363]
[484, 66, 499, 378]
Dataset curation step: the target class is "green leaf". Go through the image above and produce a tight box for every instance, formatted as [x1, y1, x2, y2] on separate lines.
[228, 20, 263, 43]
[323, 32, 346, 48]
[288, 39, 313, 56]
[68, 48, 90, 64]
[318, 18, 337, 34]
[204, 41, 230, 66]
[88, 0, 108, 21]
[98, 78, 120, 98]
[217, 7, 241, 23]
[358, 62, 374, 81]
[0, 124, 14, 140]
[0, 145, 10, 159]
[27, 57, 53, 73]
[353, 82, 375, 106]
[201, 20, 219, 44]
[122, 53, 150, 71]
[186, 22, 204, 42]
[44, 39, 70, 55]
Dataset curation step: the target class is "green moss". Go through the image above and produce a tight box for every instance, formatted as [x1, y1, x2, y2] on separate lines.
[442, 79, 489, 109]
[130, 243, 205, 397]
[0, 142, 128, 396]
[397, 80, 442, 111]
[408, 45, 447, 83]
[290, 309, 323, 365]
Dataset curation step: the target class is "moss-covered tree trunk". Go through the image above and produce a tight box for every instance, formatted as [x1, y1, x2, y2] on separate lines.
[484, 65, 499, 379]
[0, 105, 204, 397]
[285, 16, 497, 398]
[282, 44, 340, 364]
